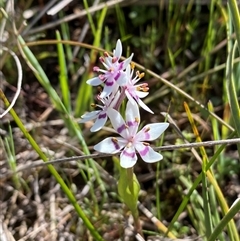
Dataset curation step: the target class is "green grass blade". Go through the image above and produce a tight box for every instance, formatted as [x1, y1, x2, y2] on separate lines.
[83, 0, 96, 36]
[208, 199, 240, 241]
[74, 6, 107, 116]
[228, 0, 240, 53]
[226, 40, 240, 156]
[56, 30, 71, 112]
[18, 35, 66, 113]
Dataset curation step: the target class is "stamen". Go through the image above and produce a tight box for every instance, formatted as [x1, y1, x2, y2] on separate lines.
[93, 66, 100, 72]
[130, 62, 135, 69]
[91, 103, 96, 108]
[99, 56, 105, 63]
[108, 67, 114, 73]
[136, 71, 145, 79]
[127, 142, 133, 148]
[103, 52, 109, 57]
[143, 142, 150, 146]
[135, 117, 140, 123]
[144, 127, 150, 132]
[112, 137, 118, 143]
[99, 75, 105, 81]
[112, 56, 118, 63]
[136, 83, 149, 92]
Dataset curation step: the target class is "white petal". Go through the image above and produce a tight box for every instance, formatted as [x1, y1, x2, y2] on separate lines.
[135, 90, 149, 98]
[107, 108, 128, 138]
[120, 146, 137, 168]
[87, 77, 102, 86]
[116, 72, 127, 86]
[125, 90, 136, 105]
[122, 53, 134, 69]
[79, 111, 100, 123]
[114, 39, 122, 59]
[90, 113, 108, 132]
[109, 90, 120, 108]
[136, 123, 169, 141]
[135, 143, 163, 163]
[125, 100, 140, 136]
[137, 98, 154, 114]
[100, 82, 117, 98]
[94, 137, 126, 153]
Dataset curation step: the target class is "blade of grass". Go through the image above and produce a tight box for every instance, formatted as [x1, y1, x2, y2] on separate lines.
[56, 30, 71, 112]
[59, 10, 75, 76]
[83, 0, 96, 37]
[184, 102, 213, 237]
[0, 90, 105, 241]
[166, 131, 239, 239]
[226, 40, 240, 157]
[208, 198, 240, 241]
[74, 6, 107, 116]
[228, 0, 240, 53]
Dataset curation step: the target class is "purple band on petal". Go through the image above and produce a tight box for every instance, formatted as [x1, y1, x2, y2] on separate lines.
[127, 121, 135, 127]
[117, 124, 126, 134]
[139, 146, 149, 156]
[144, 132, 150, 140]
[98, 113, 107, 119]
[114, 71, 121, 81]
[106, 80, 114, 86]
[119, 62, 124, 69]
[111, 139, 120, 150]
[123, 149, 135, 158]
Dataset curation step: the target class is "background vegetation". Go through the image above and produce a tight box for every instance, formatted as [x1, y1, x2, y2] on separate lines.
[0, 0, 240, 240]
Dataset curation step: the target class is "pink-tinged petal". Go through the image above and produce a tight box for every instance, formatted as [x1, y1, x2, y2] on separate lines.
[120, 146, 137, 168]
[136, 123, 169, 141]
[94, 137, 126, 153]
[107, 108, 129, 138]
[125, 101, 140, 136]
[135, 143, 163, 163]
[86, 77, 102, 86]
[114, 39, 122, 59]
[137, 98, 154, 114]
[90, 112, 108, 132]
[79, 110, 100, 123]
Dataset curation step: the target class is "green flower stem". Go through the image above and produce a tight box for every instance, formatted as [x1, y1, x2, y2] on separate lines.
[118, 167, 141, 234]
[0, 90, 105, 241]
[126, 168, 142, 235]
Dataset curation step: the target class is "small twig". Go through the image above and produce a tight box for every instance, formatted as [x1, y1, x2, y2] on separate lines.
[1, 138, 240, 179]
[0, 47, 23, 118]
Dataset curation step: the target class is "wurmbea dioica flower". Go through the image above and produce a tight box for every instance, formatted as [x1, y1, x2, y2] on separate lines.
[79, 89, 120, 132]
[123, 63, 153, 114]
[94, 101, 169, 168]
[87, 39, 133, 98]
